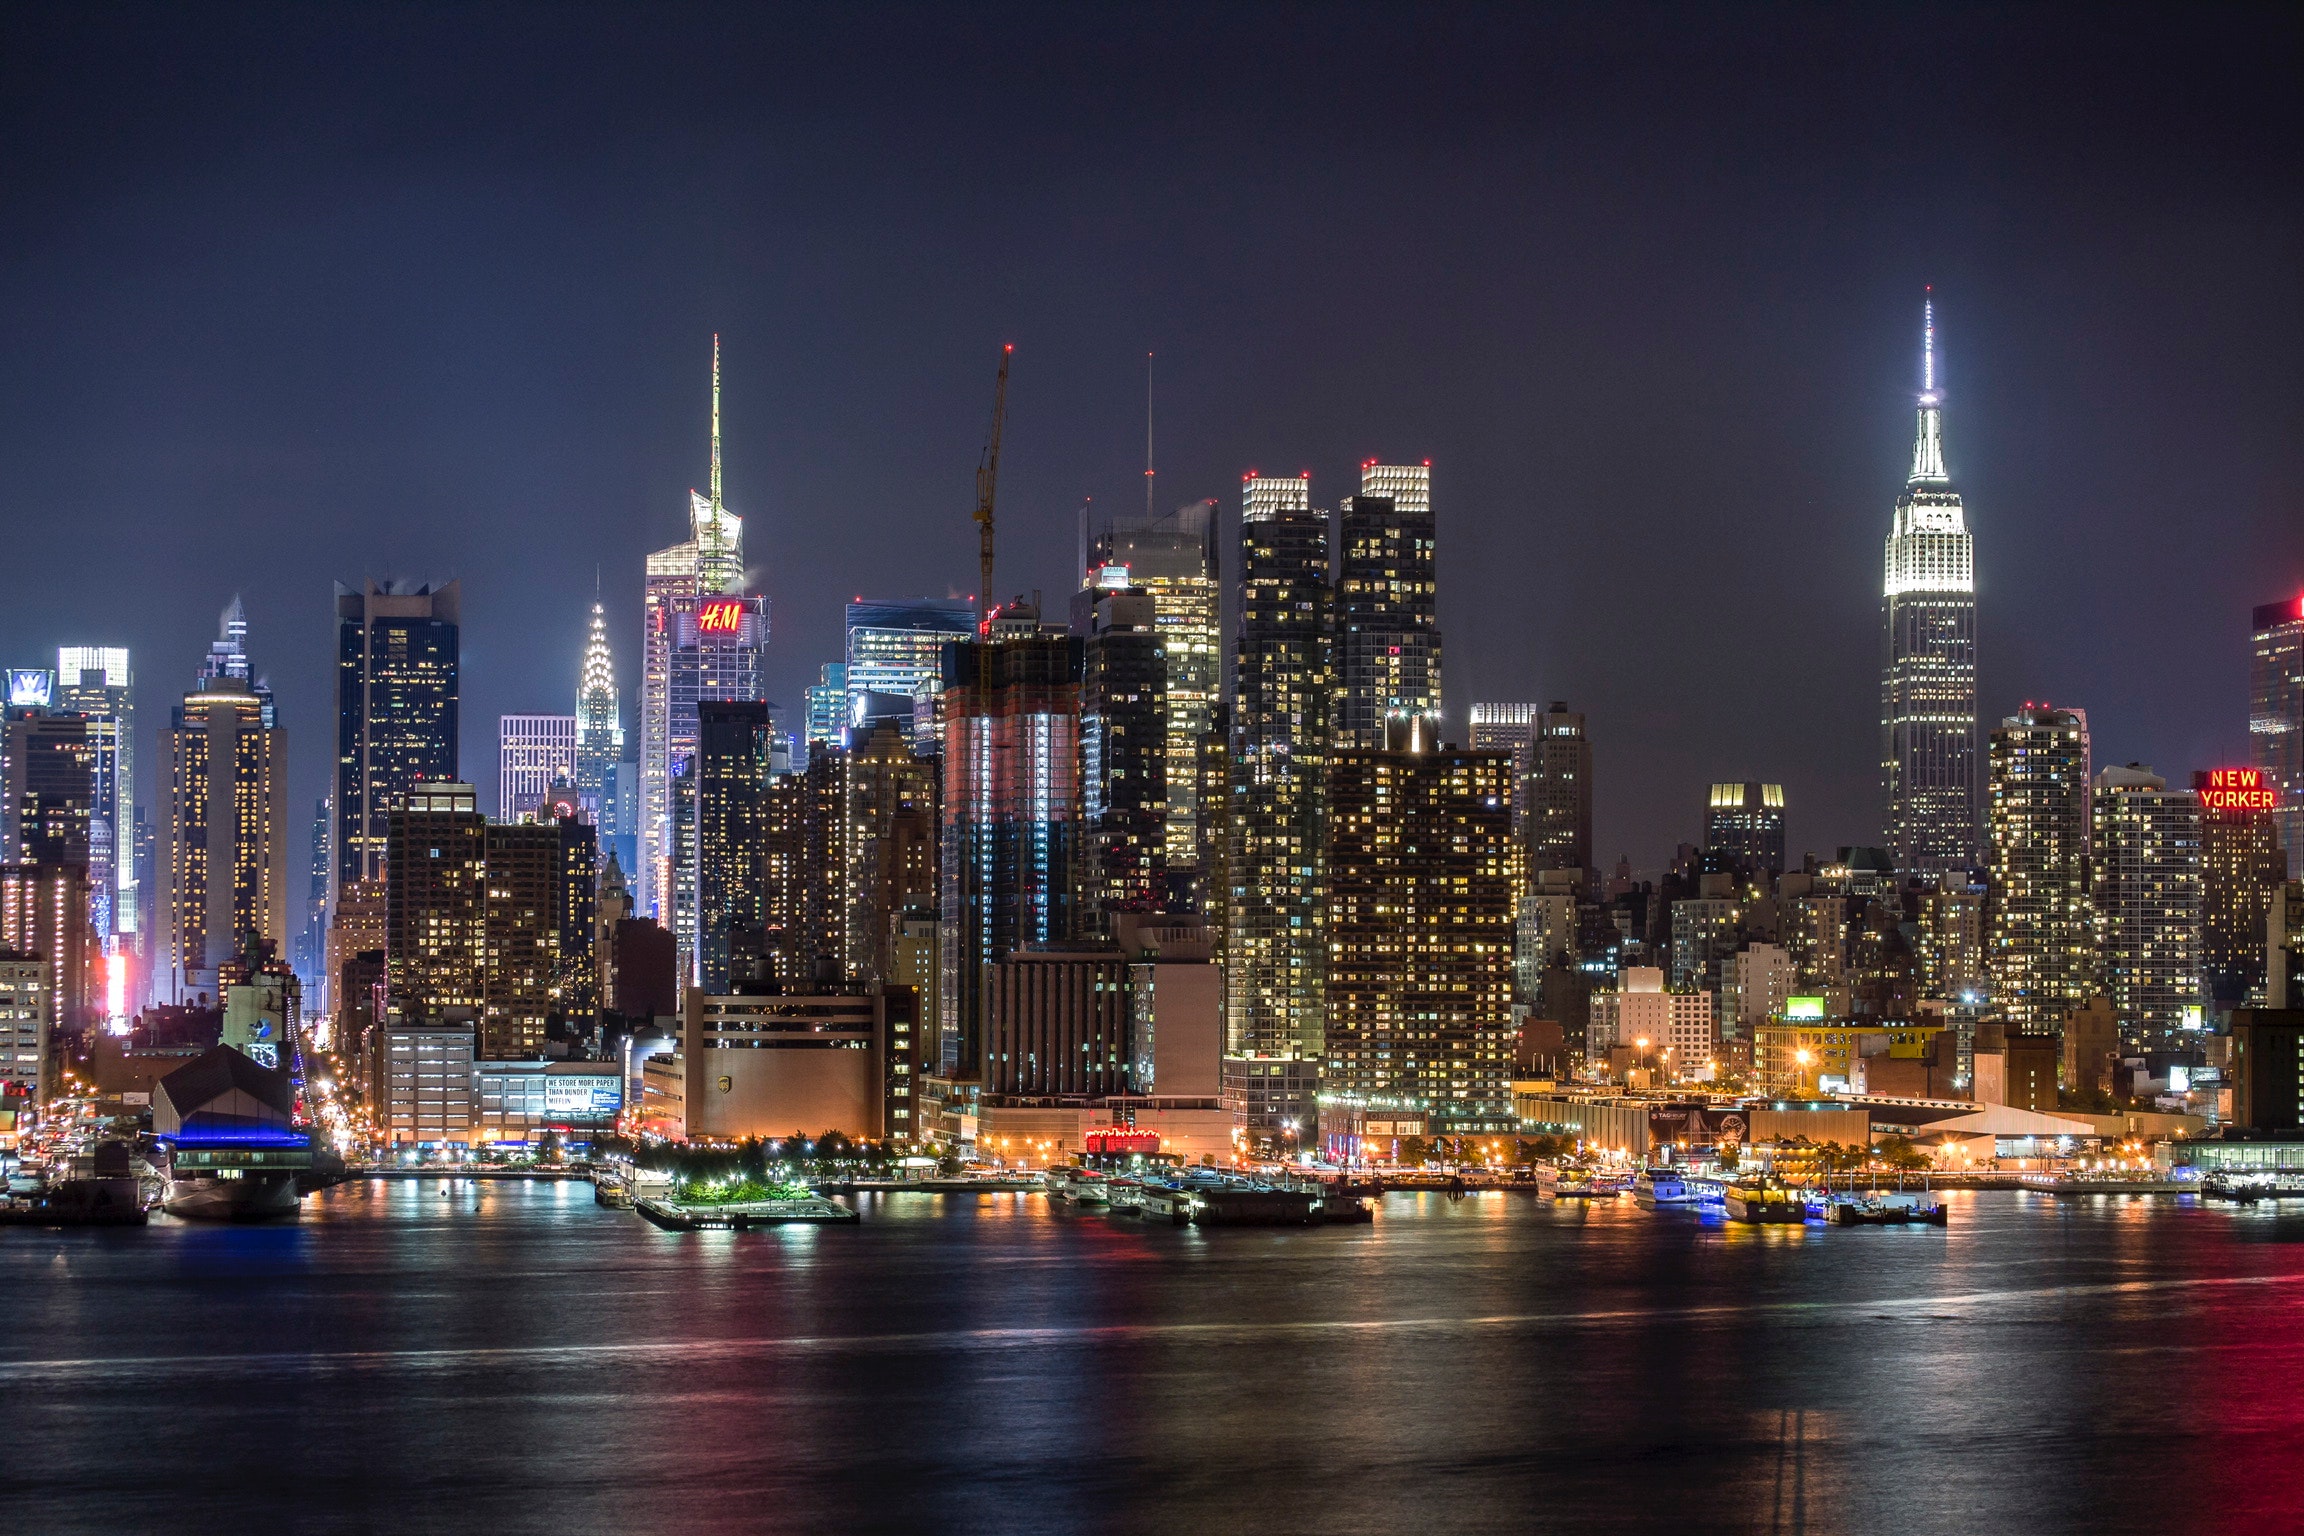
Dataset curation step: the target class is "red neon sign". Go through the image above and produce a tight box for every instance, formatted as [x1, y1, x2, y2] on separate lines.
[2196, 767, 2278, 814]
[696, 599, 745, 635]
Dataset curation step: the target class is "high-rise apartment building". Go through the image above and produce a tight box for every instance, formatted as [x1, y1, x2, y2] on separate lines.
[1881, 301, 1981, 878]
[1324, 719, 1519, 1130]
[939, 632, 1083, 1079]
[1332, 463, 1441, 750]
[481, 819, 559, 1060]
[2195, 767, 2287, 1008]
[158, 677, 288, 1003]
[1227, 475, 1330, 1062]
[0, 865, 89, 1040]
[55, 647, 133, 941]
[2252, 597, 2304, 875]
[842, 719, 938, 987]
[498, 713, 576, 821]
[1077, 582, 1167, 926]
[693, 700, 773, 993]
[640, 338, 768, 932]
[1703, 782, 1787, 879]
[1986, 705, 2093, 1029]
[0, 952, 47, 1101]
[574, 601, 628, 870]
[1521, 703, 1593, 877]
[335, 581, 460, 892]
[2092, 764, 2203, 1046]
[1090, 504, 1220, 886]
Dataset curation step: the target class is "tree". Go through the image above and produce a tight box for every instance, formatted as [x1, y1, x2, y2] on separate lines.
[535, 1129, 564, 1164]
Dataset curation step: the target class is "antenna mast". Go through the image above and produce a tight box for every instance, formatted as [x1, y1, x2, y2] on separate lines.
[974, 345, 1012, 632]
[1144, 351, 1155, 519]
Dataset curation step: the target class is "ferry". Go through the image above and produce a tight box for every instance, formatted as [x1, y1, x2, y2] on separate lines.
[1721, 1183, 1805, 1223]
[2019, 1171, 2192, 1196]
[1536, 1162, 1601, 1199]
[1633, 1167, 1704, 1208]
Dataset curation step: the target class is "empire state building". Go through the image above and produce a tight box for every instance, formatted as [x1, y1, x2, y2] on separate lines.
[1881, 299, 1980, 876]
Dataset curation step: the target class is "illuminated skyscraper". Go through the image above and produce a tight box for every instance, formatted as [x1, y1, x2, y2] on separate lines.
[335, 580, 460, 891]
[1227, 475, 1330, 1061]
[693, 700, 772, 992]
[1324, 718, 1518, 1131]
[1986, 705, 2092, 1029]
[1091, 504, 1219, 889]
[574, 600, 628, 866]
[2195, 768, 2287, 1009]
[1468, 703, 1537, 755]
[1077, 581, 1167, 926]
[639, 337, 769, 954]
[55, 647, 133, 941]
[158, 675, 287, 1003]
[2092, 764, 2202, 1047]
[939, 631, 1083, 1078]
[497, 713, 577, 820]
[843, 719, 938, 986]
[2252, 597, 2304, 876]
[1333, 463, 1441, 750]
[1703, 782, 1787, 880]
[1881, 300, 1980, 877]
[805, 664, 848, 747]
[846, 597, 978, 749]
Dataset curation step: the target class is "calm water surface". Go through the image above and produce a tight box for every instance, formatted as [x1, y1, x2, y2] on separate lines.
[4, 1182, 2302, 1535]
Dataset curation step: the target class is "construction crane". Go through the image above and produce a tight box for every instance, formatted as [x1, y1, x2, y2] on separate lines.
[974, 344, 1012, 634]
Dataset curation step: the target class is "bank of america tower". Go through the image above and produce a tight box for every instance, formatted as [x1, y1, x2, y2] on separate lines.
[1880, 298, 1980, 877]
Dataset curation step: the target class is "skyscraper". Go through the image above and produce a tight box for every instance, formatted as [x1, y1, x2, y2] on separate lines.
[2252, 596, 2304, 876]
[1332, 463, 1441, 750]
[1881, 299, 1981, 878]
[335, 580, 461, 892]
[1227, 475, 1331, 1062]
[1520, 703, 1593, 877]
[3, 714, 93, 869]
[939, 631, 1083, 1079]
[1090, 503, 1220, 888]
[693, 700, 772, 992]
[639, 339, 769, 947]
[1324, 717, 1518, 1131]
[384, 782, 485, 1026]
[1077, 581, 1167, 926]
[158, 675, 288, 1003]
[842, 718, 938, 987]
[2195, 768, 2286, 1009]
[497, 713, 577, 819]
[805, 664, 848, 747]
[55, 647, 133, 942]
[574, 600, 630, 871]
[1986, 705, 2093, 1029]
[1469, 702, 1537, 755]
[845, 597, 979, 744]
[2092, 764, 2202, 1047]
[1703, 782, 1787, 880]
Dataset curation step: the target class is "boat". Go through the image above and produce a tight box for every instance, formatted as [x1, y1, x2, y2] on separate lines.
[636, 1192, 859, 1229]
[1633, 1168, 1704, 1208]
[1825, 1193, 1949, 1225]
[1536, 1161, 1601, 1199]
[1722, 1184, 1805, 1223]
[2019, 1171, 2192, 1196]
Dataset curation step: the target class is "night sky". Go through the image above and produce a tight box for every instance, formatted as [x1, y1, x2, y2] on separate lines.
[3, 3, 2299, 915]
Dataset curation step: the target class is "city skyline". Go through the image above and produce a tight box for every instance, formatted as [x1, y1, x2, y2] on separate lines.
[3, 8, 2297, 900]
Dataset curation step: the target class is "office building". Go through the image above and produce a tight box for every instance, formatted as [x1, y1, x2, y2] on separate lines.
[1077, 581, 1167, 926]
[640, 338, 769, 928]
[1090, 504, 1220, 883]
[384, 783, 486, 1025]
[498, 713, 576, 821]
[574, 601, 629, 870]
[2196, 768, 2287, 1008]
[0, 866, 87, 1042]
[842, 720, 938, 987]
[1227, 475, 1330, 1062]
[693, 700, 773, 992]
[1324, 718, 1518, 1131]
[805, 663, 848, 747]
[1880, 300, 1981, 877]
[1703, 782, 1786, 880]
[2253, 597, 2304, 876]
[1332, 463, 1441, 750]
[2092, 765, 2202, 1047]
[2273, 883, 2304, 1009]
[55, 647, 134, 941]
[1469, 703, 1537, 755]
[0, 952, 46, 1100]
[983, 949, 1135, 1098]
[4, 713, 93, 869]
[682, 987, 892, 1140]
[483, 819, 559, 1060]
[157, 677, 287, 1004]
[765, 740, 846, 987]
[335, 581, 460, 893]
[1521, 703, 1592, 876]
[474, 1059, 623, 1143]
[845, 597, 978, 745]
[938, 631, 1083, 1079]
[1987, 705, 2094, 1029]
[553, 814, 600, 1025]
[371, 1013, 478, 1146]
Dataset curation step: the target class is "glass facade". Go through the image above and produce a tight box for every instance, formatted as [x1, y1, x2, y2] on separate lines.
[1332, 464, 1441, 752]
[336, 581, 460, 891]
[1090, 507, 1219, 880]
[2251, 597, 2304, 877]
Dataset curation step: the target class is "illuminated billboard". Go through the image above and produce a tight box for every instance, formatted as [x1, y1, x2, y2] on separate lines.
[7, 669, 53, 709]
[696, 599, 746, 635]
[1783, 996, 1828, 1021]
[2194, 767, 2278, 814]
[544, 1074, 622, 1117]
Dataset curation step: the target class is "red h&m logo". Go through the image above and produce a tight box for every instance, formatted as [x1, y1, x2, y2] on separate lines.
[697, 599, 745, 635]
[2196, 767, 2278, 813]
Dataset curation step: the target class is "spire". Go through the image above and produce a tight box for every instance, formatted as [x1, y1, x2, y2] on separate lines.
[709, 333, 722, 513]
[1145, 350, 1155, 519]
[1908, 291, 1948, 485]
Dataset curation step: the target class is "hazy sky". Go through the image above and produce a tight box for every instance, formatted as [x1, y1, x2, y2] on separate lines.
[3, 2, 2299, 905]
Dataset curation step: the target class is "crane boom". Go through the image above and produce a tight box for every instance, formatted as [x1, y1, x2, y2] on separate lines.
[974, 345, 1012, 632]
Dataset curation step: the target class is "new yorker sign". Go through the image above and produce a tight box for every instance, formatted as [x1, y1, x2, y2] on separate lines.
[2194, 767, 2279, 814]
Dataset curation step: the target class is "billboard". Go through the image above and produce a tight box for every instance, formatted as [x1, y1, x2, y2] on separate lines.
[544, 1074, 622, 1117]
[1646, 1105, 1753, 1147]
[1783, 996, 1827, 1021]
[2195, 767, 2278, 814]
[696, 598, 747, 635]
[7, 669, 53, 709]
